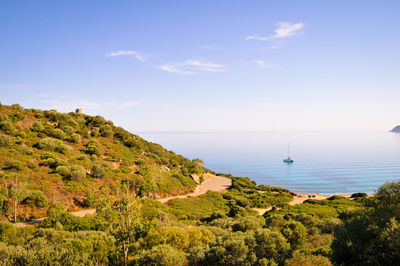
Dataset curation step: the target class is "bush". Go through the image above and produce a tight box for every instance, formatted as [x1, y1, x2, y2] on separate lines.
[3, 160, 24, 171]
[56, 166, 71, 178]
[62, 126, 74, 135]
[86, 140, 101, 156]
[31, 122, 45, 132]
[137, 244, 188, 265]
[70, 165, 86, 182]
[281, 221, 307, 250]
[232, 216, 265, 232]
[22, 190, 48, 208]
[90, 127, 99, 137]
[100, 125, 112, 137]
[91, 164, 105, 178]
[49, 129, 66, 140]
[0, 120, 14, 134]
[327, 195, 346, 200]
[286, 250, 332, 266]
[68, 133, 81, 144]
[350, 192, 367, 198]
[0, 135, 13, 147]
[35, 138, 70, 154]
[81, 191, 99, 208]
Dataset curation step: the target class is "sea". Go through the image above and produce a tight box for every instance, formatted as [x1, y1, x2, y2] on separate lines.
[139, 131, 400, 195]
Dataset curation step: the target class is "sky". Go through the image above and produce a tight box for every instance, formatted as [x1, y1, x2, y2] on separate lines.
[1, 0, 399, 132]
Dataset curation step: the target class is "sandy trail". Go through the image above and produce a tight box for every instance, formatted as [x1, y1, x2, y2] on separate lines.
[14, 174, 231, 227]
[14, 208, 97, 228]
[157, 174, 231, 203]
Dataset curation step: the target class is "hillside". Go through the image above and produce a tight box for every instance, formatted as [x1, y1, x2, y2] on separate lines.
[0, 103, 208, 220]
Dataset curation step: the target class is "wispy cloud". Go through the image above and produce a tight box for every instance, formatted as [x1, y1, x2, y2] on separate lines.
[159, 60, 226, 75]
[105, 50, 145, 62]
[251, 60, 279, 69]
[40, 98, 140, 112]
[201, 45, 221, 51]
[246, 22, 304, 41]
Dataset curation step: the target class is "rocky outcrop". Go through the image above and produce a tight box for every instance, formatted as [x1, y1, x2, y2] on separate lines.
[390, 126, 400, 132]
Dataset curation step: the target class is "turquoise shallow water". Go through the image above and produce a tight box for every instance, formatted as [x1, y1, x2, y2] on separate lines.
[139, 131, 400, 194]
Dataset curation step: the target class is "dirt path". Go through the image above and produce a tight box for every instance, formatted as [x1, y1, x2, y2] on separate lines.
[14, 174, 231, 227]
[14, 208, 97, 228]
[157, 174, 231, 203]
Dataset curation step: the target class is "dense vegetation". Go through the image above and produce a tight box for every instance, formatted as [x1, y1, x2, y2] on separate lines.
[0, 104, 398, 265]
[0, 103, 206, 221]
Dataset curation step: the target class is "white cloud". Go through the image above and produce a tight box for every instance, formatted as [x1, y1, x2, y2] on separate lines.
[105, 50, 145, 62]
[246, 22, 304, 41]
[159, 60, 226, 75]
[273, 22, 304, 38]
[251, 60, 279, 69]
[245, 36, 269, 41]
[201, 45, 221, 51]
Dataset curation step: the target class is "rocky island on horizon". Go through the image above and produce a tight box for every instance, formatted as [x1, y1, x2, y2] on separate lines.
[390, 125, 400, 132]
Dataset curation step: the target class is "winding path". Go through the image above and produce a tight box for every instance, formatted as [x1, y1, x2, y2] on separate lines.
[14, 174, 231, 227]
[157, 174, 231, 203]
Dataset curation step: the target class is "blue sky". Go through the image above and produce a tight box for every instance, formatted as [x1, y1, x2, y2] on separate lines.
[1, 0, 399, 132]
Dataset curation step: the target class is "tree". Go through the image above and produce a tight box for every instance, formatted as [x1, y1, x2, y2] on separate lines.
[252, 228, 290, 264]
[192, 158, 204, 165]
[331, 181, 400, 265]
[281, 221, 307, 250]
[7, 178, 30, 222]
[113, 184, 142, 265]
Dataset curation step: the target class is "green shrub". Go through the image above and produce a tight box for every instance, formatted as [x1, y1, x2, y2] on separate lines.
[137, 244, 188, 266]
[31, 122, 45, 132]
[35, 138, 59, 151]
[49, 129, 66, 140]
[26, 161, 36, 169]
[0, 135, 13, 147]
[0, 114, 8, 122]
[68, 133, 81, 144]
[8, 113, 24, 122]
[70, 165, 86, 182]
[41, 155, 68, 169]
[56, 166, 71, 178]
[35, 138, 69, 154]
[327, 195, 346, 200]
[81, 191, 99, 208]
[281, 221, 307, 250]
[3, 160, 24, 171]
[350, 192, 367, 198]
[10, 104, 22, 110]
[0, 120, 14, 134]
[86, 140, 101, 156]
[100, 125, 113, 137]
[90, 127, 99, 137]
[91, 164, 105, 178]
[232, 216, 265, 232]
[22, 190, 48, 208]
[62, 126, 74, 135]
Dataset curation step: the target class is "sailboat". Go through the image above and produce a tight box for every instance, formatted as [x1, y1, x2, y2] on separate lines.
[283, 142, 294, 163]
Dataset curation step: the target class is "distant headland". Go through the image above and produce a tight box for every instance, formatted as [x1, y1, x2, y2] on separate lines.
[390, 125, 400, 132]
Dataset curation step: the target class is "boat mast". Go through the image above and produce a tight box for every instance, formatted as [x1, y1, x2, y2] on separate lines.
[287, 142, 289, 158]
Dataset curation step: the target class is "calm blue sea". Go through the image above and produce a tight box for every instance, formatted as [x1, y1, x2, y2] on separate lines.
[139, 131, 400, 194]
